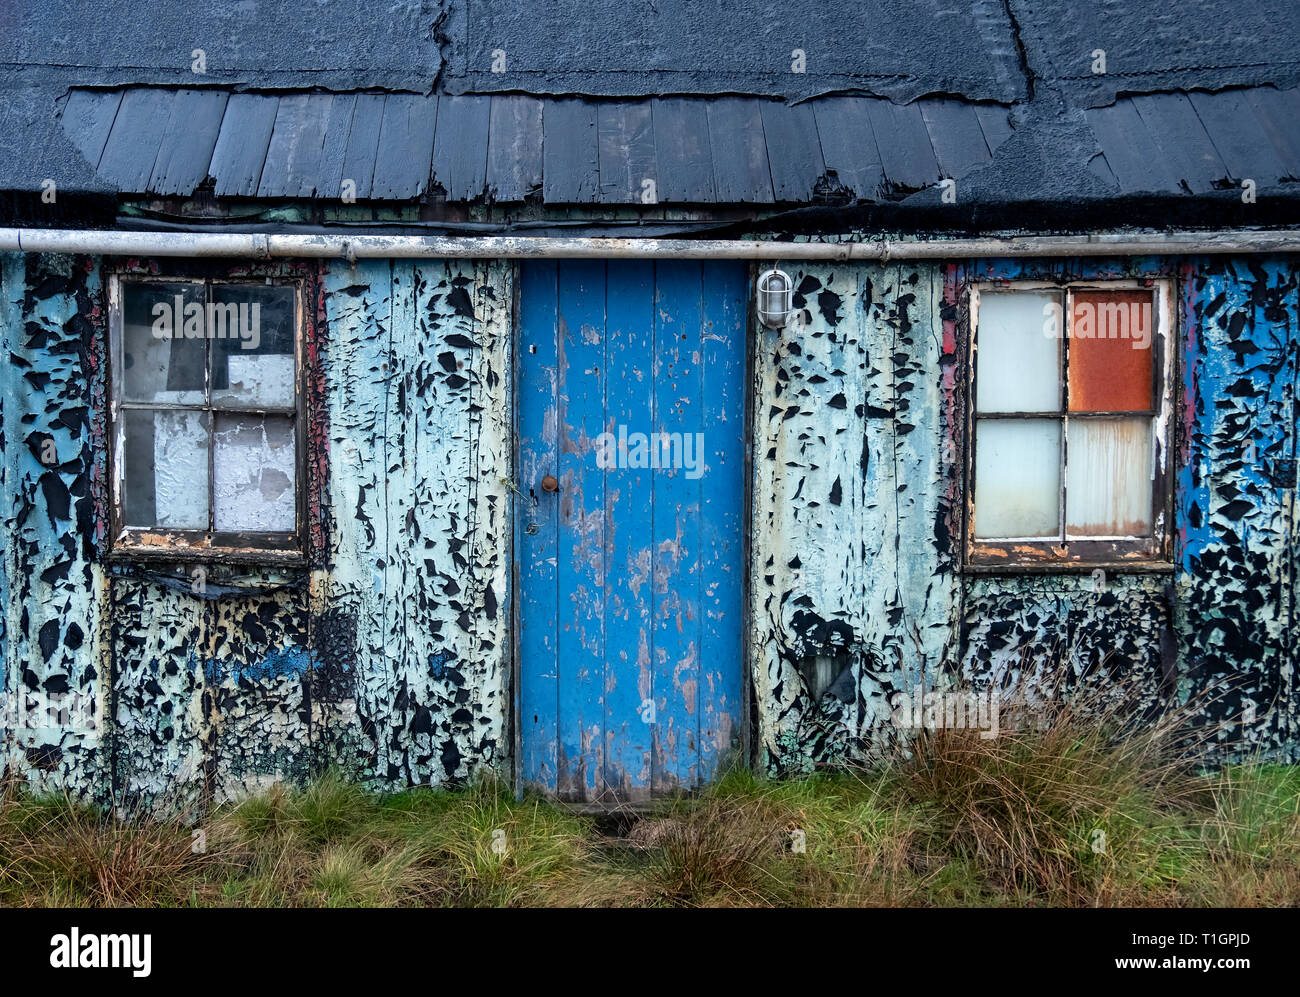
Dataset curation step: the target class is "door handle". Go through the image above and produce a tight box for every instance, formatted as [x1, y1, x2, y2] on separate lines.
[540, 474, 559, 493]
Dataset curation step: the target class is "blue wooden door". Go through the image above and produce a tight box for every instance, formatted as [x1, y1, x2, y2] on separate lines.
[518, 260, 747, 803]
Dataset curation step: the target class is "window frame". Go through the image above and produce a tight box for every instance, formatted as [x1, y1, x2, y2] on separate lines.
[106, 272, 308, 566]
[963, 277, 1177, 571]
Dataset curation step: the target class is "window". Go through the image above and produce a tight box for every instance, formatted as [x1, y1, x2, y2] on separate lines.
[108, 275, 303, 561]
[966, 280, 1173, 567]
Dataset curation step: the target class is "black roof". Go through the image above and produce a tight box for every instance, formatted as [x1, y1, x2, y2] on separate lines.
[2, 0, 1298, 226]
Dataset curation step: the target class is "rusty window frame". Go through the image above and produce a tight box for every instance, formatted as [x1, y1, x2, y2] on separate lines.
[964, 278, 1176, 571]
[106, 272, 306, 566]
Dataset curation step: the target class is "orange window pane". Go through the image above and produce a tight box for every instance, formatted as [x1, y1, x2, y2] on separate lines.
[1068, 290, 1154, 411]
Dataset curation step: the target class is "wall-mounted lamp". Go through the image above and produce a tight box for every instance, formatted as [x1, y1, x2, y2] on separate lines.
[757, 268, 792, 329]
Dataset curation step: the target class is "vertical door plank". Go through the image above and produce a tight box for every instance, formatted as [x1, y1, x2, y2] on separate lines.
[518, 262, 561, 791]
[602, 261, 657, 800]
[698, 263, 748, 781]
[555, 261, 607, 801]
[381, 262, 419, 780]
[320, 261, 394, 783]
[651, 261, 704, 792]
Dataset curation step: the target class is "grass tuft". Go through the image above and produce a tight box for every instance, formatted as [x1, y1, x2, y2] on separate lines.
[2, 673, 1297, 908]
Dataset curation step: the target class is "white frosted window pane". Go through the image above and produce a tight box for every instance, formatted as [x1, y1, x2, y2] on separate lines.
[123, 409, 209, 528]
[213, 414, 296, 531]
[975, 291, 1061, 413]
[1066, 417, 1152, 537]
[974, 419, 1061, 539]
[122, 282, 206, 404]
[217, 354, 296, 409]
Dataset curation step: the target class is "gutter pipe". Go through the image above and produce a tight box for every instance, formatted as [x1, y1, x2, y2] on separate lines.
[1, 228, 1298, 259]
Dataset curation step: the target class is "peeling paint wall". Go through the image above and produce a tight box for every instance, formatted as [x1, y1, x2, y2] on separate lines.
[1, 249, 1295, 803]
[1, 253, 512, 804]
[749, 255, 1297, 773]
[748, 262, 959, 771]
[0, 253, 108, 796]
[1175, 257, 1297, 757]
[315, 259, 512, 791]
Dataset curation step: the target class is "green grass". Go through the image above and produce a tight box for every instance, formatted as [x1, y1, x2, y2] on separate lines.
[2, 759, 1297, 907]
[8, 655, 1289, 907]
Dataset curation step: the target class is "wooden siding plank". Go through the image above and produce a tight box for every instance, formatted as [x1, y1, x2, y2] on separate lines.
[865, 99, 939, 190]
[486, 95, 543, 202]
[338, 93, 386, 200]
[707, 98, 773, 203]
[431, 95, 491, 201]
[320, 261, 395, 780]
[651, 99, 714, 203]
[314, 94, 358, 199]
[1, 256, 109, 794]
[543, 99, 600, 204]
[371, 93, 438, 200]
[210, 93, 279, 197]
[890, 266, 959, 696]
[760, 101, 825, 202]
[812, 97, 883, 200]
[464, 260, 513, 778]
[0, 256, 11, 761]
[1130, 92, 1230, 194]
[597, 102, 657, 204]
[96, 88, 176, 192]
[149, 89, 229, 196]
[382, 261, 421, 777]
[1188, 89, 1290, 185]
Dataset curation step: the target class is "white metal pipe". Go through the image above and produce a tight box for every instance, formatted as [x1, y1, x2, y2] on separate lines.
[1, 227, 1298, 259]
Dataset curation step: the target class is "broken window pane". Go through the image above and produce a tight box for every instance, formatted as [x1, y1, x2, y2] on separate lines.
[1068, 290, 1154, 411]
[121, 282, 206, 404]
[122, 409, 210, 529]
[211, 284, 297, 408]
[115, 278, 301, 545]
[973, 418, 1061, 539]
[1066, 417, 1153, 537]
[975, 290, 1061, 414]
[213, 413, 296, 532]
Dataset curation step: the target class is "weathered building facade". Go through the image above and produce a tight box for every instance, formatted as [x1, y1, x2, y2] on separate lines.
[0, 1, 1297, 806]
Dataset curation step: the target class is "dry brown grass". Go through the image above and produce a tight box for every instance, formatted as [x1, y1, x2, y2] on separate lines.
[1, 665, 1296, 908]
[874, 656, 1229, 905]
[0, 777, 208, 907]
